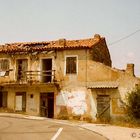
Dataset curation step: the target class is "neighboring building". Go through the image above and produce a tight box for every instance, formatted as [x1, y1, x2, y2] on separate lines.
[0, 34, 139, 120]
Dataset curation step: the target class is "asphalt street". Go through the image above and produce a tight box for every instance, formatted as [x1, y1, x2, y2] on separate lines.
[0, 117, 106, 140]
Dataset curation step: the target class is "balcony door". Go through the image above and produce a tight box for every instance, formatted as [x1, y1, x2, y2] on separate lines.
[17, 59, 28, 82]
[41, 59, 52, 83]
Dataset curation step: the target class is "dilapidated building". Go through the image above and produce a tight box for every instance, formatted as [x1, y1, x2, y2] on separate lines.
[0, 34, 139, 120]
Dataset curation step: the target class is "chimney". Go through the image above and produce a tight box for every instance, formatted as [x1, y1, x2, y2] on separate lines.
[94, 34, 101, 41]
[58, 38, 66, 47]
[126, 63, 135, 76]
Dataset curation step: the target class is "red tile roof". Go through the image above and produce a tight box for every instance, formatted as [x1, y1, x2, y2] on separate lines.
[0, 34, 105, 53]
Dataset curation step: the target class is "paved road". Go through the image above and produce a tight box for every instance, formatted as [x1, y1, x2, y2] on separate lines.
[0, 117, 106, 140]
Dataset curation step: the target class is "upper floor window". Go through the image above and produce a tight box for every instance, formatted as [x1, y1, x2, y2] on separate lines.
[0, 59, 9, 71]
[66, 56, 77, 74]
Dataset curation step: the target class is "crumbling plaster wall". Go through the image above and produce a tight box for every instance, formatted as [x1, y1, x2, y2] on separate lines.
[54, 48, 119, 118]
[55, 49, 87, 86]
[0, 54, 31, 83]
[56, 87, 88, 116]
[90, 88, 123, 119]
[87, 60, 140, 94]
[55, 47, 112, 85]
[3, 85, 57, 116]
[90, 88, 125, 119]
[0, 46, 139, 118]
[86, 60, 140, 118]
[87, 61, 119, 82]
[55, 49, 91, 117]
[54, 47, 113, 118]
[26, 85, 57, 116]
[0, 52, 57, 83]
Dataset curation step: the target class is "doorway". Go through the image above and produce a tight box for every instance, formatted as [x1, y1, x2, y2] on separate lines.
[17, 59, 28, 81]
[41, 59, 52, 83]
[0, 92, 7, 108]
[15, 92, 26, 111]
[0, 93, 2, 107]
[97, 95, 110, 120]
[40, 92, 54, 118]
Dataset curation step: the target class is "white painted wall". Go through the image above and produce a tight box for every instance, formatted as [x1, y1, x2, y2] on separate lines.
[56, 90, 87, 115]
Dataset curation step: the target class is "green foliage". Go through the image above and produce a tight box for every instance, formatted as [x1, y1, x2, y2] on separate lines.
[126, 87, 140, 119]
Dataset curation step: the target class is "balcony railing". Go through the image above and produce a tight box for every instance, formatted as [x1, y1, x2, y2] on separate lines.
[18, 70, 56, 84]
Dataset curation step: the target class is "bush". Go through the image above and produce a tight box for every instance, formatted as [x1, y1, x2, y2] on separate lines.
[126, 87, 140, 119]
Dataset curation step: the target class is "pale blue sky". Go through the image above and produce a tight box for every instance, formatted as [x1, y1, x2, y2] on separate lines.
[0, 0, 140, 76]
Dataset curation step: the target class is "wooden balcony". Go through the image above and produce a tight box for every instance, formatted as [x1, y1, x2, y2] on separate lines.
[21, 70, 56, 84]
[0, 70, 59, 90]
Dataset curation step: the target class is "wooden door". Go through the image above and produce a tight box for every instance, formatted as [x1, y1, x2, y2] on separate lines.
[15, 95, 23, 111]
[97, 95, 110, 121]
[40, 93, 54, 118]
[15, 92, 26, 111]
[40, 93, 48, 117]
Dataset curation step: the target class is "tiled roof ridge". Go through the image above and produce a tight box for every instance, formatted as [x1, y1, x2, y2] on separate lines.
[0, 34, 105, 53]
[4, 35, 104, 46]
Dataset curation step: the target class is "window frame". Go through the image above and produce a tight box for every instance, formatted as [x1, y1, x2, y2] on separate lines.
[65, 55, 78, 75]
[40, 56, 54, 82]
[0, 59, 10, 71]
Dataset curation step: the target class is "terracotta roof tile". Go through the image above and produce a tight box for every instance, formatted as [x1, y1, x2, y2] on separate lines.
[0, 34, 105, 53]
[87, 81, 119, 88]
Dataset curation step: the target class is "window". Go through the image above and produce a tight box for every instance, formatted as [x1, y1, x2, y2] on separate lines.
[30, 94, 34, 98]
[66, 56, 77, 74]
[0, 59, 9, 71]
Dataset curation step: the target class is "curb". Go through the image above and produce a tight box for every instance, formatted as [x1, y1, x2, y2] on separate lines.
[78, 125, 110, 140]
[0, 113, 45, 120]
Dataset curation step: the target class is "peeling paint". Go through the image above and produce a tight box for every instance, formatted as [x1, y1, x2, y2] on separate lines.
[57, 90, 87, 115]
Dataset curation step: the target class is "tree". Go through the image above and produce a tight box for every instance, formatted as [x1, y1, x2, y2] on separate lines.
[126, 86, 140, 119]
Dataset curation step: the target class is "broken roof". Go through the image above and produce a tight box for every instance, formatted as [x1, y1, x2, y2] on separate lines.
[0, 34, 105, 53]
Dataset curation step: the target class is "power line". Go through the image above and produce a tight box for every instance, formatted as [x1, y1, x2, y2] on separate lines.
[108, 29, 140, 46]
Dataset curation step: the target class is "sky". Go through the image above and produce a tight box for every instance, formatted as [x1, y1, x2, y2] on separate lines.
[0, 0, 140, 76]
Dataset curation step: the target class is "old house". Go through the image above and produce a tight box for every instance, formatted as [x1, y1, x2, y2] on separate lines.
[0, 34, 139, 120]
